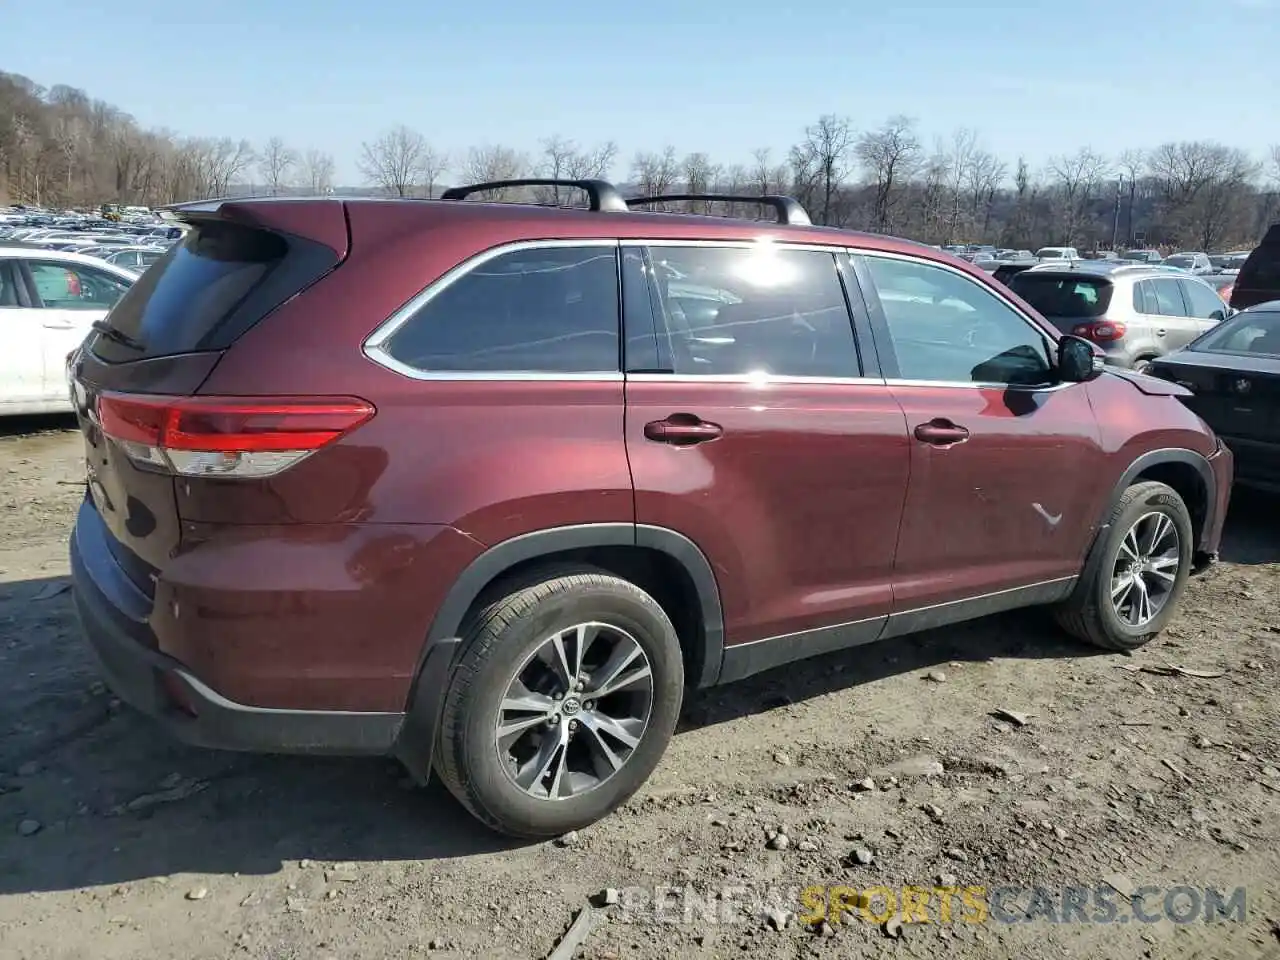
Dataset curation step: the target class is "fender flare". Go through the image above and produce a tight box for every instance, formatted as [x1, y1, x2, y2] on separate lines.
[392, 523, 725, 782]
[1076, 447, 1218, 592]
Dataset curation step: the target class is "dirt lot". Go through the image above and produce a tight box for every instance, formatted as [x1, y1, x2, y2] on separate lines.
[1, 414, 1278, 960]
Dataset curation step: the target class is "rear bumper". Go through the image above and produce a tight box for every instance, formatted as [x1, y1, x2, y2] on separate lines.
[70, 498, 404, 756]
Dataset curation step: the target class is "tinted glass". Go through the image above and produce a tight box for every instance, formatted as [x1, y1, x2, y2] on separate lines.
[1149, 278, 1187, 316]
[99, 220, 288, 358]
[28, 261, 131, 309]
[866, 256, 1053, 385]
[1192, 311, 1280, 355]
[642, 246, 858, 378]
[1181, 280, 1227, 320]
[384, 245, 620, 373]
[1006, 275, 1113, 318]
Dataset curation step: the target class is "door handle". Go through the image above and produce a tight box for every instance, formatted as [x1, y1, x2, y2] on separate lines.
[1156, 328, 1167, 337]
[914, 419, 970, 446]
[644, 416, 723, 446]
[42, 321, 75, 330]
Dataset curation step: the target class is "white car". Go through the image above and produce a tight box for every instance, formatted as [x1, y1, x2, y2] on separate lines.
[0, 247, 136, 415]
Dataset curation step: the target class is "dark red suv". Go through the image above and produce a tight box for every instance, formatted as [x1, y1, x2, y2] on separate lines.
[69, 180, 1232, 838]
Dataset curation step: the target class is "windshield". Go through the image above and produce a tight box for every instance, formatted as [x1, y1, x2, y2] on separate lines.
[1008, 274, 1113, 317]
[1035, 248, 1068, 259]
[1164, 256, 1194, 267]
[1191, 310, 1280, 355]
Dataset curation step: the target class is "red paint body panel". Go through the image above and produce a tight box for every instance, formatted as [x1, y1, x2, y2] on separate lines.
[889, 382, 1105, 607]
[625, 379, 910, 645]
[154, 521, 482, 711]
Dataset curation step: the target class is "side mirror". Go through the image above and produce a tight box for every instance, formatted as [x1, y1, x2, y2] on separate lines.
[1209, 309, 1225, 323]
[1058, 335, 1104, 382]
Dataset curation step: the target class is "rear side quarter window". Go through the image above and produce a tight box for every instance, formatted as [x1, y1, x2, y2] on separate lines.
[376, 244, 621, 376]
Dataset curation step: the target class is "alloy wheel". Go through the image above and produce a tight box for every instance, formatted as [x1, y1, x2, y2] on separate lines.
[495, 622, 654, 800]
[1110, 511, 1181, 627]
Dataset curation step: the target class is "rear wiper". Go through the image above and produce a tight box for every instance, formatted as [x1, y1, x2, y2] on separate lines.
[91, 320, 144, 351]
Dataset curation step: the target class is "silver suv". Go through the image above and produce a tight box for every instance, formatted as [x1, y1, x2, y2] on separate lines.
[1007, 263, 1230, 371]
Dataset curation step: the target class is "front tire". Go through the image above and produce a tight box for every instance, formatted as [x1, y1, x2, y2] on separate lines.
[435, 570, 684, 838]
[1054, 481, 1193, 651]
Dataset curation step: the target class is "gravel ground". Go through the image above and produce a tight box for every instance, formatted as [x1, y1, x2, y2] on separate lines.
[1, 414, 1278, 960]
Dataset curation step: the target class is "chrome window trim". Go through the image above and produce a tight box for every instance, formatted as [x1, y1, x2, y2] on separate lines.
[626, 372, 886, 385]
[622, 238, 847, 253]
[853, 247, 1070, 392]
[362, 238, 623, 382]
[882, 377, 1075, 392]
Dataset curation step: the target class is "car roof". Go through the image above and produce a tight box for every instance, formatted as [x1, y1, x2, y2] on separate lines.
[172, 194, 953, 259]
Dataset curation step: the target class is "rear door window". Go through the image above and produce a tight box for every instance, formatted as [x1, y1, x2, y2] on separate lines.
[639, 245, 860, 379]
[379, 244, 621, 374]
[1149, 278, 1188, 316]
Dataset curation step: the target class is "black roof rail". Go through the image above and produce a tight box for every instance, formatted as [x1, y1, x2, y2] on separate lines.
[625, 194, 812, 226]
[439, 178, 628, 213]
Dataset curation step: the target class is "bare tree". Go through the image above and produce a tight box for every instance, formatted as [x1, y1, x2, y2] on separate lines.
[1148, 142, 1258, 248]
[1047, 147, 1110, 244]
[943, 128, 978, 242]
[966, 149, 1006, 237]
[1116, 149, 1145, 245]
[631, 147, 679, 209]
[460, 145, 527, 200]
[300, 149, 336, 195]
[535, 136, 616, 205]
[791, 114, 853, 226]
[856, 115, 921, 233]
[749, 147, 789, 197]
[358, 125, 432, 198]
[681, 152, 720, 213]
[258, 136, 298, 196]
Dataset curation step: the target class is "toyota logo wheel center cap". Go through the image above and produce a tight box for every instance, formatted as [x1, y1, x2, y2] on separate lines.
[561, 697, 582, 716]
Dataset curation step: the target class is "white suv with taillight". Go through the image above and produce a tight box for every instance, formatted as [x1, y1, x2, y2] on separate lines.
[0, 247, 136, 416]
[1007, 264, 1230, 372]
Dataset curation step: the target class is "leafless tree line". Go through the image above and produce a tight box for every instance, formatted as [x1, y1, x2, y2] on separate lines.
[4, 70, 1278, 250]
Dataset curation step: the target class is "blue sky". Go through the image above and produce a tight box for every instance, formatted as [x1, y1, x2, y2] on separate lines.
[3, 0, 1276, 186]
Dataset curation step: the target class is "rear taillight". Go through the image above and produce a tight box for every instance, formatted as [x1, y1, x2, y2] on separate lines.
[95, 393, 375, 479]
[1071, 320, 1127, 342]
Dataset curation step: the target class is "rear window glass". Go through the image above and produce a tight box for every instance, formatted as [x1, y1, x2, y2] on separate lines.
[92, 221, 287, 360]
[1192, 310, 1280, 355]
[1007, 275, 1113, 317]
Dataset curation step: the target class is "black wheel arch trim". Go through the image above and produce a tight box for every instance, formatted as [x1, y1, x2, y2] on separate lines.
[1076, 447, 1218, 595]
[392, 523, 725, 783]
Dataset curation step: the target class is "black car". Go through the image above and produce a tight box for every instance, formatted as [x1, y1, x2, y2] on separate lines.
[1147, 301, 1280, 493]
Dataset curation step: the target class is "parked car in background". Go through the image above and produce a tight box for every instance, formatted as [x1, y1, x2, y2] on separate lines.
[0, 246, 135, 415]
[68, 184, 1231, 838]
[1121, 250, 1163, 264]
[1007, 263, 1230, 371]
[102, 246, 167, 273]
[1230, 225, 1280, 311]
[1147, 302, 1280, 493]
[1035, 246, 1081, 261]
[1162, 252, 1214, 275]
[1204, 272, 1237, 303]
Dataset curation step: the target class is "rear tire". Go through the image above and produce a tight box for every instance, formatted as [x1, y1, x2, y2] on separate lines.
[1054, 481, 1193, 651]
[434, 570, 684, 838]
